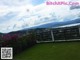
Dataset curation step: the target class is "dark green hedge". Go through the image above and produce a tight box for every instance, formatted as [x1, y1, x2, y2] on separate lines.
[0, 33, 36, 55]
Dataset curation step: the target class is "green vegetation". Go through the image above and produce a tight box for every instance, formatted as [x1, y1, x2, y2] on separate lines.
[0, 33, 36, 55]
[14, 42, 80, 60]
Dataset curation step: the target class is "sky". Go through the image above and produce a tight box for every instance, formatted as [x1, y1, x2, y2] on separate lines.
[0, 0, 80, 33]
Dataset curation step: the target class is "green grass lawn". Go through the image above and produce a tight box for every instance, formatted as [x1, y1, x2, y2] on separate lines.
[14, 42, 80, 60]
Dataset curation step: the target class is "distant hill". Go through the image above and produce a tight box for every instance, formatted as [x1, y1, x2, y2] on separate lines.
[27, 18, 80, 29]
[1, 18, 80, 34]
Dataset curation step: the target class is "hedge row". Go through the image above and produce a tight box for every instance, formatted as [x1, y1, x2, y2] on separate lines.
[0, 33, 36, 55]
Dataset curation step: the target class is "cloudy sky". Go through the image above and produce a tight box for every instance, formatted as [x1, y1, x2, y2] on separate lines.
[0, 0, 80, 33]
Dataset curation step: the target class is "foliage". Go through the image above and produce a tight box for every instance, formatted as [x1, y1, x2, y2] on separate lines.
[0, 33, 36, 55]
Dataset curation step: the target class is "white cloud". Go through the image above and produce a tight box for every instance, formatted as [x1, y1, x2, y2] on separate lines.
[0, 1, 34, 33]
[0, 0, 31, 6]
[0, 0, 80, 33]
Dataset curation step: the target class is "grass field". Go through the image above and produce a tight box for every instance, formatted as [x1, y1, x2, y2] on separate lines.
[14, 42, 80, 60]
